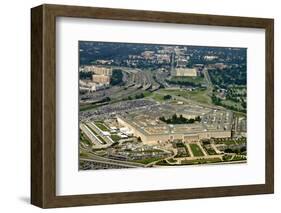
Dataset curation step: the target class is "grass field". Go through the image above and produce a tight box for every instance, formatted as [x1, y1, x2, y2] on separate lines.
[169, 76, 206, 85]
[149, 93, 165, 102]
[85, 124, 107, 144]
[110, 134, 121, 142]
[235, 138, 247, 144]
[204, 147, 217, 155]
[134, 157, 161, 164]
[221, 99, 244, 111]
[167, 158, 177, 164]
[79, 131, 92, 146]
[158, 88, 212, 105]
[79, 151, 92, 158]
[94, 121, 109, 131]
[223, 154, 233, 161]
[79, 102, 105, 111]
[189, 144, 205, 157]
[181, 158, 222, 165]
[188, 89, 212, 104]
[214, 138, 246, 146]
[232, 155, 247, 161]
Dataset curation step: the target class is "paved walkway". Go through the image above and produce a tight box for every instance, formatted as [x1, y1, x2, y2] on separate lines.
[186, 144, 194, 157]
[197, 142, 208, 156]
[211, 143, 222, 154]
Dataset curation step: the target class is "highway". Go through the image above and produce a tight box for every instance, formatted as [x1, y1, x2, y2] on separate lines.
[203, 68, 214, 96]
[80, 146, 146, 168]
[80, 158, 139, 169]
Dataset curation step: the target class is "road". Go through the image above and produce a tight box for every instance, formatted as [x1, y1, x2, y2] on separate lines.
[203, 68, 213, 93]
[80, 150, 146, 168]
[80, 158, 139, 169]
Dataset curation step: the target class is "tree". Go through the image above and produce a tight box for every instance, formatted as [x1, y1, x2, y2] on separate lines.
[79, 71, 92, 80]
[159, 114, 198, 124]
[110, 69, 123, 85]
[135, 93, 145, 99]
[163, 95, 172, 100]
[195, 116, 201, 122]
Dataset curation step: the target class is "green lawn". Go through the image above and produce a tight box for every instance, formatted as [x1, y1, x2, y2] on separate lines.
[143, 91, 152, 97]
[150, 93, 165, 102]
[223, 154, 233, 161]
[181, 158, 222, 165]
[94, 121, 109, 131]
[187, 89, 212, 104]
[79, 151, 91, 158]
[85, 124, 107, 144]
[167, 158, 177, 163]
[235, 138, 247, 144]
[169, 76, 206, 85]
[79, 131, 92, 146]
[221, 99, 244, 111]
[156, 160, 170, 166]
[221, 140, 237, 145]
[134, 158, 161, 164]
[158, 88, 212, 105]
[214, 139, 237, 145]
[232, 155, 247, 161]
[204, 147, 217, 155]
[110, 134, 121, 142]
[189, 144, 205, 157]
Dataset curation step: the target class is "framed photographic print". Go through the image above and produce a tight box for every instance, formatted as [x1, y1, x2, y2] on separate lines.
[31, 4, 274, 208]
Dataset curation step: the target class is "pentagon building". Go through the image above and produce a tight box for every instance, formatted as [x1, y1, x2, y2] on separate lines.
[117, 109, 232, 145]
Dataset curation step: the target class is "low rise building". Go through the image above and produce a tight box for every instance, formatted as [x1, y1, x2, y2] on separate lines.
[92, 74, 110, 84]
[83, 65, 113, 75]
[79, 80, 108, 92]
[117, 111, 232, 145]
[173, 68, 197, 77]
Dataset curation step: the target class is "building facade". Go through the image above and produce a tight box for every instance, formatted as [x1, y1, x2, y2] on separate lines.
[117, 116, 231, 145]
[173, 68, 197, 77]
[92, 74, 110, 84]
[83, 65, 113, 76]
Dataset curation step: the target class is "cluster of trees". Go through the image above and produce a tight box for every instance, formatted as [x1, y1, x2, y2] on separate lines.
[211, 94, 222, 105]
[209, 65, 246, 89]
[226, 88, 247, 109]
[79, 42, 152, 65]
[96, 97, 111, 104]
[159, 114, 201, 124]
[163, 95, 172, 100]
[166, 79, 202, 88]
[127, 93, 145, 100]
[110, 69, 124, 85]
[211, 95, 246, 113]
[135, 93, 145, 99]
[224, 146, 246, 155]
[79, 71, 92, 80]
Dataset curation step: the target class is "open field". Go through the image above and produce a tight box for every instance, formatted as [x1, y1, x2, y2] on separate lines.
[84, 124, 107, 144]
[189, 144, 205, 157]
[167, 76, 205, 85]
[181, 158, 222, 165]
[157, 88, 212, 105]
[134, 157, 162, 164]
[221, 99, 244, 111]
[80, 131, 92, 146]
[94, 121, 109, 131]
[147, 92, 165, 102]
[110, 134, 121, 142]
